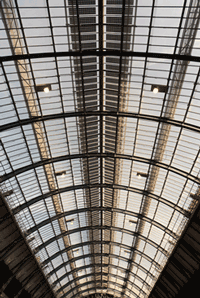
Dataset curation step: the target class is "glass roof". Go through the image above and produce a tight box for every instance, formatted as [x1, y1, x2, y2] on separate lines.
[1, 0, 200, 297]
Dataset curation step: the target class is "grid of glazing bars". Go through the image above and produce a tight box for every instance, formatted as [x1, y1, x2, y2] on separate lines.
[1, 0, 200, 297]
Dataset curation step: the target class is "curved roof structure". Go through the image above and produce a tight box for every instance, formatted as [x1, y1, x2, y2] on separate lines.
[1, 0, 200, 297]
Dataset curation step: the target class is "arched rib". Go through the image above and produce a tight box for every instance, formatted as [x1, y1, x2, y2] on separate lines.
[34, 232, 168, 258]
[57, 273, 146, 297]
[1, 111, 200, 135]
[1, 50, 200, 63]
[26, 207, 177, 239]
[2, 153, 199, 186]
[13, 183, 190, 218]
[50, 258, 153, 291]
[55, 270, 147, 296]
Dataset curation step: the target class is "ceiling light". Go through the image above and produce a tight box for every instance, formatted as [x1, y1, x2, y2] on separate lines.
[55, 170, 66, 177]
[65, 218, 74, 225]
[137, 172, 148, 178]
[129, 219, 137, 226]
[124, 250, 130, 257]
[151, 84, 168, 94]
[153, 87, 159, 94]
[43, 87, 50, 93]
[35, 84, 52, 93]
[73, 248, 79, 255]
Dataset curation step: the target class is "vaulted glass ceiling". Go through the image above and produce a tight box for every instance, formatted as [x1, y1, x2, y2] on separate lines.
[1, 0, 200, 297]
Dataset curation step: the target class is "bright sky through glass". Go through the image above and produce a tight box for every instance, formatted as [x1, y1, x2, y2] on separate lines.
[1, 0, 200, 297]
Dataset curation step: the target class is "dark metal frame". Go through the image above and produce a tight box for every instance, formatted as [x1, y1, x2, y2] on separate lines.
[2, 153, 199, 188]
[33, 230, 168, 257]
[70, 286, 130, 298]
[12, 183, 189, 217]
[40, 249, 160, 294]
[1, 0, 200, 297]
[51, 258, 154, 289]
[55, 269, 147, 296]
[1, 111, 200, 134]
[61, 278, 145, 298]
[26, 207, 177, 239]
[1, 50, 200, 63]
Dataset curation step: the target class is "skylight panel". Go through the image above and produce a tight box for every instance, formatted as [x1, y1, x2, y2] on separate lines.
[1, 0, 200, 297]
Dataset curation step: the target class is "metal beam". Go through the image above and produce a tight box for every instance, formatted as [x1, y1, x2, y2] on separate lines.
[2, 153, 199, 187]
[12, 183, 190, 217]
[59, 277, 146, 298]
[49, 262, 155, 287]
[0, 0, 79, 293]
[1, 50, 200, 63]
[26, 207, 177, 239]
[44, 246, 162, 276]
[107, 0, 128, 289]
[51, 256, 153, 289]
[99, 0, 104, 288]
[61, 285, 132, 298]
[64, 281, 134, 298]
[0, 192, 56, 298]
[56, 270, 147, 296]
[34, 231, 168, 258]
[122, 1, 200, 295]
[43, 252, 157, 291]
[1, 111, 200, 134]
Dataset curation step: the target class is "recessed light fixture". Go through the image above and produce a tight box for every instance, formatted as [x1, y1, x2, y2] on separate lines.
[124, 250, 130, 256]
[55, 170, 66, 177]
[151, 84, 168, 94]
[65, 218, 74, 225]
[73, 248, 79, 255]
[43, 87, 50, 93]
[153, 87, 159, 94]
[129, 219, 137, 226]
[137, 172, 148, 178]
[35, 84, 52, 93]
